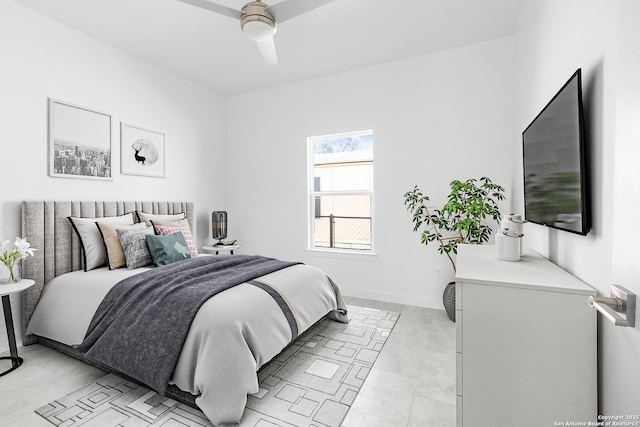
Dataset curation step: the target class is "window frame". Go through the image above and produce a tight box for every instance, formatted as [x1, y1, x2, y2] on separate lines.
[307, 130, 375, 255]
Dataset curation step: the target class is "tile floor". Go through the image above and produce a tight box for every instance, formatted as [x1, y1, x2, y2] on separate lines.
[342, 297, 456, 427]
[0, 296, 456, 427]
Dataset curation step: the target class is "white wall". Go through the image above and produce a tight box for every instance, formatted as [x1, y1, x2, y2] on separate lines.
[514, 0, 639, 414]
[227, 37, 515, 308]
[608, 0, 640, 414]
[0, 1, 228, 352]
[513, 0, 615, 287]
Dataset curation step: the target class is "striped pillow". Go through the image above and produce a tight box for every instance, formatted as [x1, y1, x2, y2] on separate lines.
[154, 225, 199, 257]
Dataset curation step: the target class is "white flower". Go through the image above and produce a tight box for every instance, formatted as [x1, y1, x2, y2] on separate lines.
[13, 237, 35, 258]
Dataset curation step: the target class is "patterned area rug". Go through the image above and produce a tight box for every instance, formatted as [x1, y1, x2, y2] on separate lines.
[36, 305, 399, 427]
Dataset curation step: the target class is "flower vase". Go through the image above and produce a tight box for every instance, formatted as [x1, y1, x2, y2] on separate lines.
[1, 259, 20, 284]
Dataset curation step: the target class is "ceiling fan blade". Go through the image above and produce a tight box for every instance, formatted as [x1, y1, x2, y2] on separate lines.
[256, 37, 278, 66]
[267, 0, 336, 23]
[176, 0, 242, 20]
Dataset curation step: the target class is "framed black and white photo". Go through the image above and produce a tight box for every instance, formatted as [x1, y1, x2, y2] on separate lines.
[120, 123, 165, 178]
[48, 98, 112, 180]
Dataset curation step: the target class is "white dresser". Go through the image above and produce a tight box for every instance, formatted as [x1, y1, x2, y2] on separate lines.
[455, 244, 597, 427]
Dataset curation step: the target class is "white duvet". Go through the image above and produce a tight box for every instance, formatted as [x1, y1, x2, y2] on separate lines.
[27, 260, 347, 426]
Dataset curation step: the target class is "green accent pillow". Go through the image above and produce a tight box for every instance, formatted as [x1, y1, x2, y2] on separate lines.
[145, 232, 192, 266]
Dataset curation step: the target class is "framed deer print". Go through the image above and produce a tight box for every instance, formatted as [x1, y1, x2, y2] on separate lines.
[48, 98, 112, 180]
[120, 122, 165, 178]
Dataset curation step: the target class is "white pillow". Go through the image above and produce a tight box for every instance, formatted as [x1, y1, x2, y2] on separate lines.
[136, 211, 186, 226]
[69, 212, 135, 271]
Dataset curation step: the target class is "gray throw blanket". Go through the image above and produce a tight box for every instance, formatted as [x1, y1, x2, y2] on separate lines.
[75, 255, 299, 395]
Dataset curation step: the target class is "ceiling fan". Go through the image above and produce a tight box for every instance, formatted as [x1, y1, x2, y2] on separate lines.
[176, 0, 336, 65]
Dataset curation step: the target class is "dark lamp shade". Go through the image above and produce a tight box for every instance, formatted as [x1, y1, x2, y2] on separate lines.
[212, 211, 228, 241]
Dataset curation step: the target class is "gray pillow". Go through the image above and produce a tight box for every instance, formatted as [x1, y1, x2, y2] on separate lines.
[117, 227, 155, 269]
[146, 232, 192, 266]
[69, 213, 135, 271]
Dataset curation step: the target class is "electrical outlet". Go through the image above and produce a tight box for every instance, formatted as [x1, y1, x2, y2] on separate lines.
[435, 267, 443, 278]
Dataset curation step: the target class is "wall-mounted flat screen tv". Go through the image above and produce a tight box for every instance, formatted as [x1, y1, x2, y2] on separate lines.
[522, 68, 590, 235]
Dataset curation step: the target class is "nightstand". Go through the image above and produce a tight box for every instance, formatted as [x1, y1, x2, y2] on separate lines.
[0, 279, 35, 376]
[201, 244, 241, 255]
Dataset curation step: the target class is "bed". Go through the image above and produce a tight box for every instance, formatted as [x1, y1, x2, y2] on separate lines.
[20, 201, 348, 426]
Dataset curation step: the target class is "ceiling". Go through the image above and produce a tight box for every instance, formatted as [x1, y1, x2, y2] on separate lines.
[15, 0, 525, 95]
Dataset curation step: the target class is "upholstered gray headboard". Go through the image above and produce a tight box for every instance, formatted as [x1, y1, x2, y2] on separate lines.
[20, 201, 194, 345]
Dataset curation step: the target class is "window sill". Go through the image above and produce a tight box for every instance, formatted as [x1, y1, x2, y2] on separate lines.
[305, 248, 378, 261]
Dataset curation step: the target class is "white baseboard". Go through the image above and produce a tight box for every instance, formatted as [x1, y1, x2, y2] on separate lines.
[339, 285, 443, 310]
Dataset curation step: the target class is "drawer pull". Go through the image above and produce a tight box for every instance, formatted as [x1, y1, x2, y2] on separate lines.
[588, 285, 635, 327]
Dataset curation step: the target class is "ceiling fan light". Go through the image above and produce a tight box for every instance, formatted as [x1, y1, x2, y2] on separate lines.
[242, 19, 275, 41]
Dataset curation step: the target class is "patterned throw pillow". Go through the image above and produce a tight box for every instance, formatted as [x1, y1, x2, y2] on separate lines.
[146, 232, 191, 266]
[153, 224, 199, 257]
[117, 227, 155, 269]
[151, 218, 190, 228]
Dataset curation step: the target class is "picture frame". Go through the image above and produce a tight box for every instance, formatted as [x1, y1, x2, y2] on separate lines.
[120, 123, 166, 178]
[48, 98, 112, 180]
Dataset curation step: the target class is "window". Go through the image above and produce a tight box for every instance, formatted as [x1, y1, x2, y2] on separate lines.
[308, 130, 374, 252]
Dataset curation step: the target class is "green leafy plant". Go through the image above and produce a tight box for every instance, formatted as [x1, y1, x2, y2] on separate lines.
[403, 177, 505, 273]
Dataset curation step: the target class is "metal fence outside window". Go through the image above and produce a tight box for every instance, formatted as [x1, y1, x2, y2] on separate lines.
[314, 214, 372, 250]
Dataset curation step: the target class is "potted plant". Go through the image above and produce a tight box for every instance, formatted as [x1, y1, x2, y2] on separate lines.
[403, 177, 505, 321]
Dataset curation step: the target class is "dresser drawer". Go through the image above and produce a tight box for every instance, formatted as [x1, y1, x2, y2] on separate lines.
[456, 308, 462, 352]
[456, 352, 463, 397]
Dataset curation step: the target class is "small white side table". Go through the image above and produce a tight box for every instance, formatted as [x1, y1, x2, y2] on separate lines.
[201, 244, 241, 255]
[0, 279, 35, 376]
